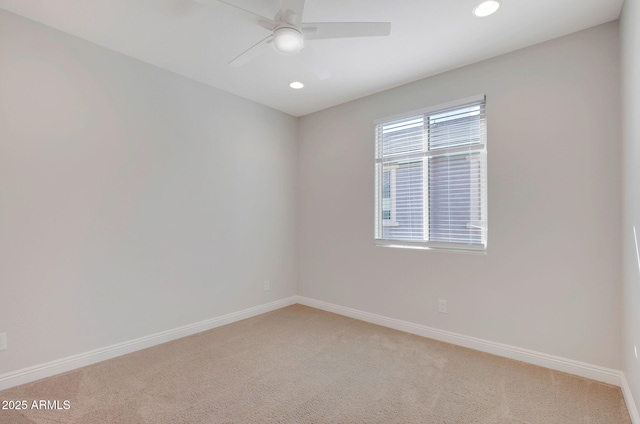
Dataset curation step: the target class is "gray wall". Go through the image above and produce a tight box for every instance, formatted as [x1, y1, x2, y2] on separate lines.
[298, 22, 621, 369]
[621, 0, 640, 415]
[0, 10, 298, 374]
[0, 6, 627, 396]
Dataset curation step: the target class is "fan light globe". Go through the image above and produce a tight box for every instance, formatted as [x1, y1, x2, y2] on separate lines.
[473, 0, 500, 17]
[273, 27, 303, 54]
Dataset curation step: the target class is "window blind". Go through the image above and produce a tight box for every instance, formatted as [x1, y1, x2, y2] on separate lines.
[374, 96, 487, 252]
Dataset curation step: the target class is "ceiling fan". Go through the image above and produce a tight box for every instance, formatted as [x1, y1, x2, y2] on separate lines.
[210, 0, 391, 79]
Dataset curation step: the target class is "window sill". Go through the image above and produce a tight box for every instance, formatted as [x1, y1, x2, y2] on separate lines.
[375, 240, 487, 255]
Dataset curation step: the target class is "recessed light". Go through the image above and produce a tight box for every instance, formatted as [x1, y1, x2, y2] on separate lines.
[473, 0, 500, 17]
[289, 81, 304, 89]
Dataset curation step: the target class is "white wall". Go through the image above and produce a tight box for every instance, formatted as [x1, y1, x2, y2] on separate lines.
[0, 10, 298, 375]
[298, 22, 621, 369]
[621, 0, 640, 415]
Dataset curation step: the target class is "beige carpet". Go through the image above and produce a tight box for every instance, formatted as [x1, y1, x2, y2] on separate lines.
[0, 304, 631, 423]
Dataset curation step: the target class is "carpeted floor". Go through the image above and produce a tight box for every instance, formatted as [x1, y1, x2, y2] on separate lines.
[0, 304, 632, 423]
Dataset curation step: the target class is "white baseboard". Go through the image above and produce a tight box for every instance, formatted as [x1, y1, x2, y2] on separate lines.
[622, 374, 640, 424]
[0, 296, 298, 391]
[295, 296, 624, 387]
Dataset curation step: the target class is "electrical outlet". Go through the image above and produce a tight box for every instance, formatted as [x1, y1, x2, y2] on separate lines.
[0, 333, 6, 351]
[438, 299, 447, 314]
[264, 280, 270, 291]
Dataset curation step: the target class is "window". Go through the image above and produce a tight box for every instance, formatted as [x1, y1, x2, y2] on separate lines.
[374, 96, 487, 252]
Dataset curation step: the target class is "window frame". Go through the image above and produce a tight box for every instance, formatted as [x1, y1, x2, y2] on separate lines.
[374, 95, 488, 253]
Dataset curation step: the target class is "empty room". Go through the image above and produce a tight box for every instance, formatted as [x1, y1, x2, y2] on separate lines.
[1, 0, 639, 422]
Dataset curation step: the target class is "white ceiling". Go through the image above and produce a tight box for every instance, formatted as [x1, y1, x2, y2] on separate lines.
[0, 0, 624, 117]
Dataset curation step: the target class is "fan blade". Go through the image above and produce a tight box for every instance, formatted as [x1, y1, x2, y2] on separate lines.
[228, 34, 273, 66]
[302, 22, 391, 40]
[278, 0, 305, 25]
[298, 45, 331, 80]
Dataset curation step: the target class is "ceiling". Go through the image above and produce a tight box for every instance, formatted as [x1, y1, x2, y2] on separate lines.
[0, 0, 624, 117]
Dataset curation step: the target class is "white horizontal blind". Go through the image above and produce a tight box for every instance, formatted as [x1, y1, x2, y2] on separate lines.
[375, 97, 487, 252]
